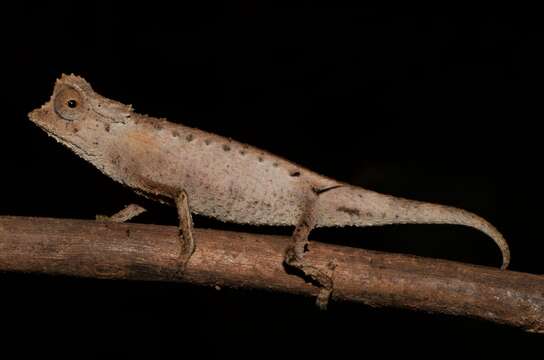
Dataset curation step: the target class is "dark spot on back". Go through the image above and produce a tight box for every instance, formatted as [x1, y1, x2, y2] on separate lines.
[153, 122, 163, 130]
[290, 170, 301, 177]
[337, 206, 360, 216]
[273, 162, 279, 167]
[172, 130, 180, 137]
[205, 139, 211, 145]
[186, 134, 194, 142]
[313, 185, 342, 195]
[258, 156, 264, 162]
[240, 150, 246, 155]
[223, 144, 231, 151]
[104, 123, 110, 132]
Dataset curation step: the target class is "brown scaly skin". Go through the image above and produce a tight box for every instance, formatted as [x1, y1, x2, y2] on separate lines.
[28, 74, 511, 307]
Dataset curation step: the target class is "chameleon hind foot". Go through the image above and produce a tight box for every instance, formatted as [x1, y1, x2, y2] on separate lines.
[285, 247, 336, 309]
[284, 200, 336, 309]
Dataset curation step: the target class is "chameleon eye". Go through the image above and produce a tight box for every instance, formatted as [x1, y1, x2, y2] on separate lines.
[54, 86, 84, 121]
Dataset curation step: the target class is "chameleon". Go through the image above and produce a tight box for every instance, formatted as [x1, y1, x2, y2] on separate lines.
[28, 74, 510, 308]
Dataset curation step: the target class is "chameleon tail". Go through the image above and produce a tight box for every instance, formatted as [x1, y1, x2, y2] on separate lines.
[315, 185, 510, 269]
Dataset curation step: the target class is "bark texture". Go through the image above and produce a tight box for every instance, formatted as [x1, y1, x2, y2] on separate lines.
[0, 216, 542, 333]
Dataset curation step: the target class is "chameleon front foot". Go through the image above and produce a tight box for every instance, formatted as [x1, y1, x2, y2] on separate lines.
[175, 190, 196, 273]
[96, 204, 146, 223]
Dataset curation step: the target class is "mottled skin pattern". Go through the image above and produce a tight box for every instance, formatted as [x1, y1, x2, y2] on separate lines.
[29, 75, 510, 307]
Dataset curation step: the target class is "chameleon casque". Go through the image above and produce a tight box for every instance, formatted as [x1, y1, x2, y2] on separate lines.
[28, 74, 510, 308]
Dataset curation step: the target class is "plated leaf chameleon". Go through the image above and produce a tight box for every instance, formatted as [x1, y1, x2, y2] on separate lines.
[28, 74, 510, 308]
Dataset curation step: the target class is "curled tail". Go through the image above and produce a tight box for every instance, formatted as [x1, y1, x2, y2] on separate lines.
[315, 185, 510, 269]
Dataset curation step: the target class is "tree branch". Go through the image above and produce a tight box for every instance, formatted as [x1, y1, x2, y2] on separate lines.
[0, 216, 542, 333]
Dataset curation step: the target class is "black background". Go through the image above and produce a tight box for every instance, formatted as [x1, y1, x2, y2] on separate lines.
[2, 2, 543, 357]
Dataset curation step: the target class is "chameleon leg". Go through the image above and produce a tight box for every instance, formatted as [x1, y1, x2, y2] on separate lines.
[96, 204, 146, 223]
[175, 190, 196, 272]
[284, 198, 337, 310]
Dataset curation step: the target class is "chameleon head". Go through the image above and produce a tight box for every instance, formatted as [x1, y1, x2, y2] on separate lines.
[28, 74, 133, 161]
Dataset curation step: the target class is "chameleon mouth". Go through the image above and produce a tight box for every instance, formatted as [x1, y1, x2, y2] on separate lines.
[28, 107, 98, 159]
[28, 107, 44, 124]
[28, 108, 53, 135]
[28, 107, 56, 136]
[28, 104, 56, 129]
